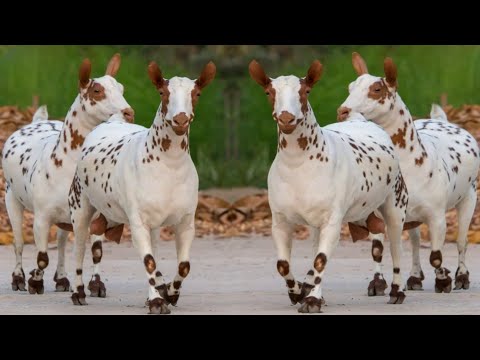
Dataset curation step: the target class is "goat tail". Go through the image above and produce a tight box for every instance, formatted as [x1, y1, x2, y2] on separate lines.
[32, 105, 48, 123]
[430, 103, 448, 122]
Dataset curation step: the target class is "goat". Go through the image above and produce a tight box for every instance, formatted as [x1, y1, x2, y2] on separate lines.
[68, 61, 216, 314]
[1, 54, 134, 295]
[249, 59, 407, 313]
[338, 52, 480, 293]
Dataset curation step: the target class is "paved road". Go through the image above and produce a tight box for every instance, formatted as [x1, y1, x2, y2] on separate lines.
[0, 237, 478, 314]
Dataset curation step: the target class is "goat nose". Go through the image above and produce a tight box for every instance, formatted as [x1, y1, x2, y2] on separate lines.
[277, 111, 295, 125]
[122, 108, 135, 123]
[337, 106, 351, 121]
[173, 112, 189, 127]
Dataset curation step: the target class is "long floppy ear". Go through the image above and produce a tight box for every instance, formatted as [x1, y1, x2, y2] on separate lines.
[384, 57, 398, 88]
[147, 61, 165, 90]
[196, 61, 216, 89]
[79, 58, 92, 89]
[105, 53, 121, 77]
[249, 60, 271, 88]
[305, 60, 323, 87]
[352, 52, 368, 76]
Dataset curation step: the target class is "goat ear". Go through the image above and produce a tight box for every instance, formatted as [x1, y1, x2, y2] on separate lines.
[352, 52, 368, 76]
[147, 61, 165, 90]
[79, 58, 92, 89]
[305, 60, 323, 88]
[384, 57, 398, 88]
[196, 61, 216, 89]
[249, 60, 271, 88]
[105, 53, 121, 77]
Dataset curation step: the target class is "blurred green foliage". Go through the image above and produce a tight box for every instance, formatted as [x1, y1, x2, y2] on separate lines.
[2, 45, 480, 188]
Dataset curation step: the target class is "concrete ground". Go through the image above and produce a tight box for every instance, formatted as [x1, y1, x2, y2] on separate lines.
[0, 236, 479, 314]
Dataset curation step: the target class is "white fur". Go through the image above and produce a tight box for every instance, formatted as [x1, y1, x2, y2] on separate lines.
[266, 75, 407, 310]
[2, 66, 132, 292]
[32, 105, 48, 123]
[341, 71, 480, 290]
[70, 76, 203, 309]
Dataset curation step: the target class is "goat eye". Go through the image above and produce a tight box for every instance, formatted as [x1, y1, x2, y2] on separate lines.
[94, 89, 100, 93]
[375, 88, 381, 92]
[265, 92, 270, 96]
[306, 90, 310, 94]
[197, 93, 201, 97]
[159, 91, 163, 96]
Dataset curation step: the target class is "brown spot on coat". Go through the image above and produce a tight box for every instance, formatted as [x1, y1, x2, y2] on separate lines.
[314, 276, 321, 285]
[143, 254, 156, 274]
[297, 134, 308, 150]
[91, 240, 103, 264]
[286, 279, 295, 288]
[173, 280, 182, 289]
[371, 239, 384, 263]
[90, 214, 108, 235]
[367, 80, 392, 104]
[105, 224, 124, 244]
[393, 267, 400, 274]
[56, 223, 73, 232]
[149, 278, 155, 286]
[430, 250, 442, 268]
[348, 222, 369, 242]
[390, 122, 407, 149]
[314, 253, 327, 273]
[367, 212, 385, 234]
[277, 260, 290, 277]
[69, 123, 85, 150]
[37, 252, 49, 270]
[178, 261, 190, 278]
[161, 135, 171, 151]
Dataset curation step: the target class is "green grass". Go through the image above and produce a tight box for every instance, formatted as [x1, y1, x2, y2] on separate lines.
[2, 45, 480, 188]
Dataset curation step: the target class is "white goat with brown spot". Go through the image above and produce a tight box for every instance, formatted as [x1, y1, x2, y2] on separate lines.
[1, 54, 133, 295]
[339, 52, 480, 293]
[249, 59, 408, 313]
[69, 61, 216, 314]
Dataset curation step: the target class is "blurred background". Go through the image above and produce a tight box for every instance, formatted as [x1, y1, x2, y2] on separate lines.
[2, 45, 480, 189]
[3, 45, 480, 243]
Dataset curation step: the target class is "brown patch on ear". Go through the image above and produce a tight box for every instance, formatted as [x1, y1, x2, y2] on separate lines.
[384, 57, 398, 88]
[79, 58, 92, 89]
[305, 60, 323, 88]
[248, 60, 271, 88]
[196, 61, 216, 89]
[147, 61, 165, 90]
[105, 53, 121, 77]
[352, 52, 368, 76]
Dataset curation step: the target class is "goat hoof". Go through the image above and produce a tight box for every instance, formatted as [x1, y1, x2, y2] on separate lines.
[54, 272, 71, 292]
[368, 273, 387, 296]
[71, 286, 87, 305]
[11, 272, 26, 291]
[27, 278, 44, 294]
[298, 297, 323, 313]
[148, 298, 171, 314]
[156, 283, 179, 306]
[435, 277, 452, 293]
[286, 281, 305, 305]
[388, 284, 406, 304]
[406, 273, 424, 291]
[88, 275, 106, 298]
[454, 269, 470, 290]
